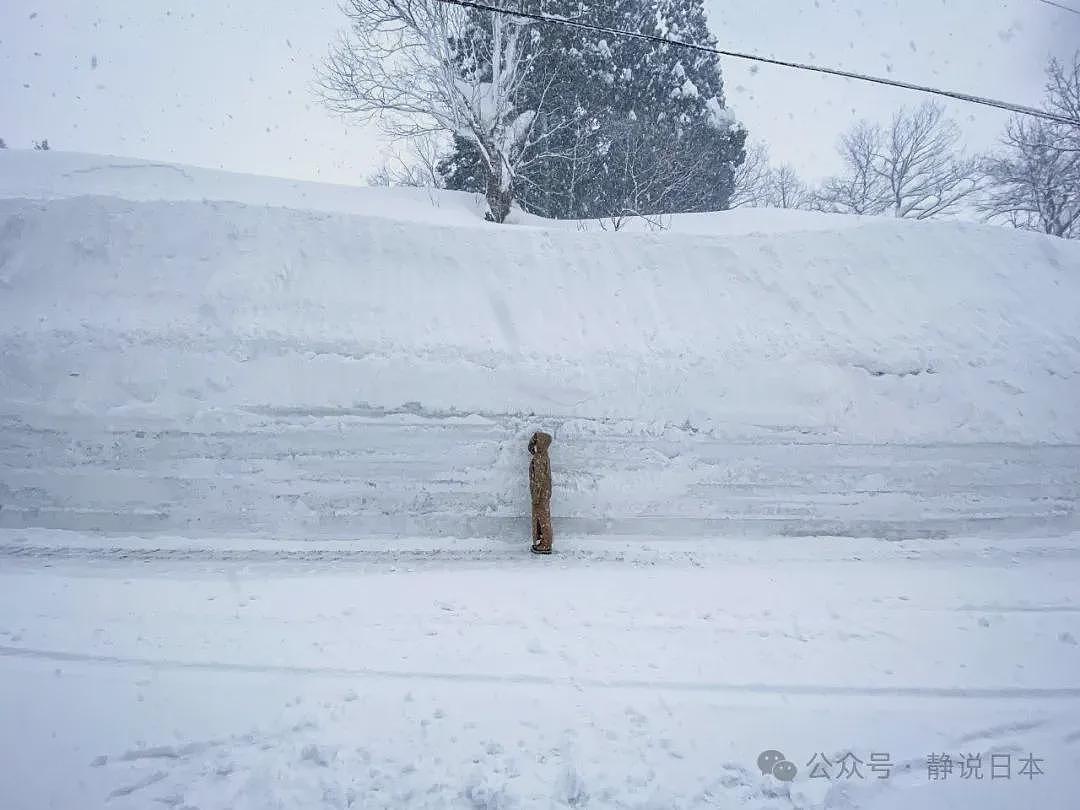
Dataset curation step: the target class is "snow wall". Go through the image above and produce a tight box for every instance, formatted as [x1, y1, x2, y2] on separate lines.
[1, 152, 1079, 539]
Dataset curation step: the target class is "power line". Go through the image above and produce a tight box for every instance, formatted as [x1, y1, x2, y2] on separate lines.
[1035, 0, 1080, 16]
[435, 0, 1080, 127]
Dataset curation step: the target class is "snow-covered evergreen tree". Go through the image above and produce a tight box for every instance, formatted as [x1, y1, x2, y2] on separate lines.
[439, 0, 745, 219]
[600, 0, 743, 216]
[438, 1, 606, 217]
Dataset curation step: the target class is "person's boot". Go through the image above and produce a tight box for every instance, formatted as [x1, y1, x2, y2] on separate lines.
[531, 518, 553, 554]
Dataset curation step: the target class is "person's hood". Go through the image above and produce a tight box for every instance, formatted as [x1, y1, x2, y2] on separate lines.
[530, 431, 553, 453]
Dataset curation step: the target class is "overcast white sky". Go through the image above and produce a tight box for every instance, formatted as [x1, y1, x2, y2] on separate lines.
[2, 1, 1078, 186]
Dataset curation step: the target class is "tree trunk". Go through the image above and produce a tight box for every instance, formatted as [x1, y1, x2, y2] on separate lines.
[484, 158, 513, 224]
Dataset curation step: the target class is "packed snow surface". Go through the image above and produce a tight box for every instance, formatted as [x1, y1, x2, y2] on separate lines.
[1, 151, 1080, 809]
[2, 534, 1080, 810]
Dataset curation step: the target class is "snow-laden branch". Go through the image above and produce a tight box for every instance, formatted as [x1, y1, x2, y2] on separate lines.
[980, 51, 1080, 239]
[317, 0, 550, 222]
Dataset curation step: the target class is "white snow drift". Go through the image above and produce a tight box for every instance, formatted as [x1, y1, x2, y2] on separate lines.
[2, 150, 1078, 444]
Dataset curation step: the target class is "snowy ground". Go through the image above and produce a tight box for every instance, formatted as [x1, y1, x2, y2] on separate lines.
[2, 152, 1079, 808]
[2, 533, 1080, 809]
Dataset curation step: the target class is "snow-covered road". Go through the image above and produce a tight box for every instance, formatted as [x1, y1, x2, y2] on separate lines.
[2, 533, 1079, 809]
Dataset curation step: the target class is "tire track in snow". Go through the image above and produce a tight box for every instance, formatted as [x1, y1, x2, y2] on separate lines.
[4, 644, 1080, 700]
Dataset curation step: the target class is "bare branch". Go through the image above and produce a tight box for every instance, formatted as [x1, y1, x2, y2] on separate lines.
[815, 103, 980, 219]
[980, 117, 1080, 238]
[979, 51, 1080, 239]
[317, 0, 552, 222]
[728, 140, 770, 208]
[765, 164, 811, 209]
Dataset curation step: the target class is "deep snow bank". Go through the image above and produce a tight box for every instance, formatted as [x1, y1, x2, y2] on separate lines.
[0, 149, 868, 236]
[1, 150, 1079, 444]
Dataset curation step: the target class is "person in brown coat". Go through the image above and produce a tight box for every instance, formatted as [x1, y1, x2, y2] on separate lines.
[528, 431, 554, 554]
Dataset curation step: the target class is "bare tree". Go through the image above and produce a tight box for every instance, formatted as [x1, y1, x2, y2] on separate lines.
[980, 120, 1079, 238]
[728, 141, 771, 208]
[815, 103, 979, 219]
[980, 52, 1080, 239]
[594, 122, 674, 231]
[593, 119, 718, 230]
[1046, 53, 1080, 156]
[33, 139, 50, 151]
[765, 164, 810, 209]
[0, 137, 7, 149]
[318, 1, 562, 223]
[367, 134, 446, 190]
[880, 103, 981, 218]
[813, 121, 890, 215]
[728, 143, 811, 210]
